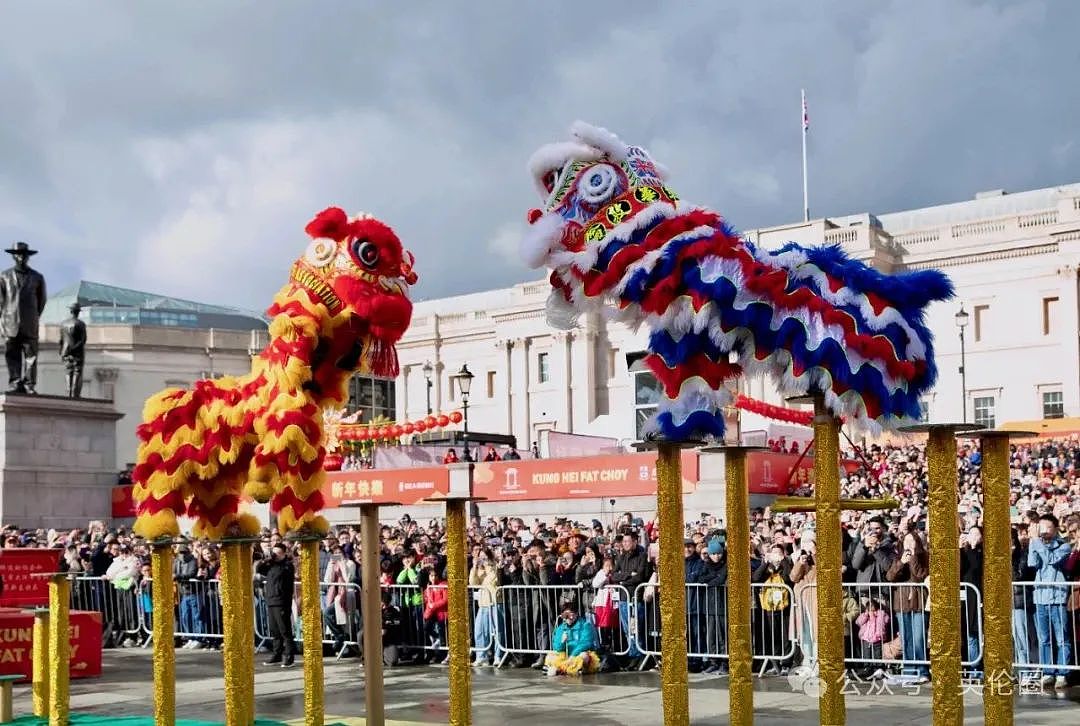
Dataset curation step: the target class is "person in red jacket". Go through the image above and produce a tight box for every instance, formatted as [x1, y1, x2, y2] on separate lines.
[422, 562, 449, 664]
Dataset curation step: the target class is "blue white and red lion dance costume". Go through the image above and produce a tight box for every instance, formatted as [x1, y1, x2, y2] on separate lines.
[521, 122, 952, 440]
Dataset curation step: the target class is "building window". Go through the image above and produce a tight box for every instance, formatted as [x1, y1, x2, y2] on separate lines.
[918, 399, 930, 423]
[974, 304, 989, 343]
[632, 367, 662, 440]
[537, 352, 550, 383]
[1043, 390, 1064, 419]
[973, 396, 995, 429]
[1043, 297, 1059, 336]
[347, 375, 396, 423]
[487, 371, 496, 398]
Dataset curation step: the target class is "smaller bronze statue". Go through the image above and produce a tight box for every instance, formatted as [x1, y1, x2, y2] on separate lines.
[59, 301, 87, 398]
[0, 241, 47, 394]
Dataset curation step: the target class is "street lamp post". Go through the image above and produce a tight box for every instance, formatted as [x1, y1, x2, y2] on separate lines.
[956, 305, 969, 423]
[422, 361, 434, 415]
[455, 364, 475, 462]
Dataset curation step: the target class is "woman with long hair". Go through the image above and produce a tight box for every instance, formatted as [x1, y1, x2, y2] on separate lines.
[885, 530, 930, 682]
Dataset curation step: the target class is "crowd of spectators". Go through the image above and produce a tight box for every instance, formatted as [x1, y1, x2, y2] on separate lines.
[3, 436, 1079, 687]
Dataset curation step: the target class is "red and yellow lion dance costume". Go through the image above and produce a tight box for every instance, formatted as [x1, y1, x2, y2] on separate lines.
[132, 207, 416, 541]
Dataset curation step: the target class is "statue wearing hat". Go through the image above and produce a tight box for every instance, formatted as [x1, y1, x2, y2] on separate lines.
[59, 301, 87, 398]
[0, 241, 47, 394]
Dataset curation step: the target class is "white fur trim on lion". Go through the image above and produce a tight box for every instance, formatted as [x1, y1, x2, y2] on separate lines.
[570, 121, 629, 160]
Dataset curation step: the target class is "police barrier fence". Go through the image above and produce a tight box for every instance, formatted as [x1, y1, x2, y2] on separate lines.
[70, 576, 1080, 676]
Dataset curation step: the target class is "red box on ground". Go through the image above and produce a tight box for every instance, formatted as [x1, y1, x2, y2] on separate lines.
[0, 608, 102, 681]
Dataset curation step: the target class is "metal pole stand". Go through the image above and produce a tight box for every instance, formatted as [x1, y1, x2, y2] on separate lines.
[898, 423, 979, 726]
[31, 607, 49, 718]
[969, 429, 1035, 726]
[46, 574, 71, 726]
[358, 501, 401, 726]
[290, 534, 326, 726]
[150, 541, 177, 725]
[700, 445, 767, 726]
[633, 439, 700, 726]
[443, 495, 483, 726]
[221, 538, 259, 726]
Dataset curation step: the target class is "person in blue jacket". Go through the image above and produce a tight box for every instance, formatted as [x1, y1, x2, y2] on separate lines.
[1027, 513, 1073, 689]
[544, 603, 601, 676]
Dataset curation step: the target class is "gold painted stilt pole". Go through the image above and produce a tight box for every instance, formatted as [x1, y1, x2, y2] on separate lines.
[300, 539, 325, 726]
[31, 608, 49, 717]
[238, 543, 256, 723]
[926, 426, 963, 726]
[977, 431, 1033, 726]
[47, 575, 70, 726]
[656, 442, 690, 726]
[151, 544, 177, 725]
[361, 504, 386, 726]
[221, 542, 253, 726]
[724, 448, 753, 726]
[446, 498, 471, 726]
[811, 396, 845, 726]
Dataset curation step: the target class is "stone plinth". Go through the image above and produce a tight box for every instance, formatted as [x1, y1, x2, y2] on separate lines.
[0, 393, 124, 529]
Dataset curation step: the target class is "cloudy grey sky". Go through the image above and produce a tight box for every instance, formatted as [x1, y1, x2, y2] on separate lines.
[1, 1, 1077, 310]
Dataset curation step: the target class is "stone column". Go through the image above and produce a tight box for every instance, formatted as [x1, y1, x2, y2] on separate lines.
[1057, 264, 1080, 416]
[577, 330, 598, 428]
[401, 364, 412, 421]
[512, 338, 532, 447]
[495, 340, 514, 437]
[553, 331, 573, 432]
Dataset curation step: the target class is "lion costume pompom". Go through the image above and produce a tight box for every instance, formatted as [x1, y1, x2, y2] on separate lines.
[132, 207, 416, 541]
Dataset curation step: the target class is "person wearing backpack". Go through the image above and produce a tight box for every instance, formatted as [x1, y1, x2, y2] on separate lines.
[753, 543, 793, 674]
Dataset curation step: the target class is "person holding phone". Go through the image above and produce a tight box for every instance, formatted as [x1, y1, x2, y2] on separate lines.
[1028, 514, 1072, 689]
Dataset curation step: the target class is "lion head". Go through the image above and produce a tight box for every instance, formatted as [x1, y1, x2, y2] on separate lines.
[289, 206, 416, 378]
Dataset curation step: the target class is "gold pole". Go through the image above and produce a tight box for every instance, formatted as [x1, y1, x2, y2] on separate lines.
[239, 542, 256, 723]
[31, 608, 49, 717]
[220, 542, 252, 726]
[300, 539, 325, 726]
[725, 448, 753, 726]
[151, 544, 177, 725]
[361, 504, 386, 726]
[979, 432, 1018, 726]
[47, 575, 70, 726]
[812, 396, 845, 726]
[656, 442, 690, 726]
[927, 427, 962, 725]
[446, 498, 471, 726]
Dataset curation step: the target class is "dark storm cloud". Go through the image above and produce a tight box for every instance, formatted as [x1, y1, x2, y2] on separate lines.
[0, 1, 1076, 308]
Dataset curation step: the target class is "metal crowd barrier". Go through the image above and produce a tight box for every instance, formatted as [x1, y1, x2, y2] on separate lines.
[632, 582, 797, 666]
[794, 582, 984, 671]
[70, 575, 148, 647]
[69, 574, 1080, 676]
[386, 583, 496, 660]
[1012, 580, 1079, 674]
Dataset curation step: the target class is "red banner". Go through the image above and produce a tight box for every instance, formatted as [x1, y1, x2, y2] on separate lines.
[112, 485, 136, 518]
[747, 452, 861, 495]
[0, 549, 60, 607]
[472, 451, 699, 501]
[324, 467, 451, 507]
[0, 608, 102, 681]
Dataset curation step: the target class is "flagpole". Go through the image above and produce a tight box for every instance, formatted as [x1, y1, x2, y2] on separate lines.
[801, 88, 809, 222]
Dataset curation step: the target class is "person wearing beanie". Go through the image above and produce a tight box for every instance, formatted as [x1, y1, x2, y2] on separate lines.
[698, 536, 728, 673]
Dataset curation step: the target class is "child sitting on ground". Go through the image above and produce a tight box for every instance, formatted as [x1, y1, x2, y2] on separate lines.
[544, 603, 601, 676]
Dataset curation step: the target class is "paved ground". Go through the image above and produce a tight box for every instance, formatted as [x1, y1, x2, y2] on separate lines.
[14, 649, 1080, 725]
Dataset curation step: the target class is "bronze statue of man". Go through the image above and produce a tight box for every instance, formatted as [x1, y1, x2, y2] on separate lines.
[0, 241, 47, 394]
[59, 301, 87, 398]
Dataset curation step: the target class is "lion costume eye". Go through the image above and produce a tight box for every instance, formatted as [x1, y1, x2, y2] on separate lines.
[352, 239, 380, 269]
